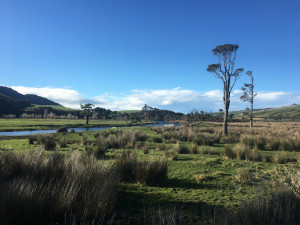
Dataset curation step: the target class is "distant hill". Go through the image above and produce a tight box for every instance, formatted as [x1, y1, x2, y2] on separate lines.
[0, 86, 59, 106]
[0, 93, 31, 116]
[233, 104, 300, 121]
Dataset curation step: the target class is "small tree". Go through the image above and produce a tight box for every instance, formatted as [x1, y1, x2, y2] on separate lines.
[80, 103, 94, 125]
[207, 44, 244, 135]
[240, 71, 257, 128]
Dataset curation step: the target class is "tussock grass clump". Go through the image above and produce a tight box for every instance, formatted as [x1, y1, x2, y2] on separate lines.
[136, 159, 168, 186]
[115, 150, 137, 182]
[235, 169, 253, 184]
[56, 127, 68, 133]
[189, 144, 199, 154]
[58, 136, 67, 148]
[254, 136, 266, 150]
[0, 150, 119, 225]
[115, 150, 168, 186]
[269, 138, 281, 150]
[153, 136, 163, 143]
[165, 149, 179, 160]
[213, 191, 300, 225]
[224, 145, 236, 159]
[198, 146, 221, 155]
[36, 134, 56, 151]
[273, 151, 288, 164]
[239, 135, 255, 149]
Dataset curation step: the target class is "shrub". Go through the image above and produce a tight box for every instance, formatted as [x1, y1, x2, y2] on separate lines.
[56, 127, 68, 133]
[136, 160, 168, 186]
[0, 150, 119, 225]
[224, 145, 236, 159]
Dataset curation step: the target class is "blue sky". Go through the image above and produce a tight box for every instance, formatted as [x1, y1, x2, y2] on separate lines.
[1, 0, 300, 113]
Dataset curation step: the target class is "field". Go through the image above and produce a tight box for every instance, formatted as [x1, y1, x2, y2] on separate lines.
[0, 118, 149, 131]
[0, 122, 300, 225]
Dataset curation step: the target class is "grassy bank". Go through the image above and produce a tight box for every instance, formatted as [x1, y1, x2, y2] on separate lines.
[0, 118, 154, 131]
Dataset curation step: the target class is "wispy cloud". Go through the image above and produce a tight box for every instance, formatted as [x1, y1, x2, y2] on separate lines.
[11, 86, 300, 113]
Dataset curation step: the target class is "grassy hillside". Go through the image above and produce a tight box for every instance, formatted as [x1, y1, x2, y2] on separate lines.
[28, 105, 77, 112]
[233, 104, 300, 121]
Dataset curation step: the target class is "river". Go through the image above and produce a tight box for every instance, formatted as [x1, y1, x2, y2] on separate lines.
[0, 121, 179, 136]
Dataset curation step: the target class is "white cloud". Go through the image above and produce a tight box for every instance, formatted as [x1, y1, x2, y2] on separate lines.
[10, 86, 300, 113]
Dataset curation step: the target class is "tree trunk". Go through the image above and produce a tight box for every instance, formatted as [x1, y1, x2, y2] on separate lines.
[86, 116, 89, 125]
[250, 101, 253, 128]
[223, 99, 230, 136]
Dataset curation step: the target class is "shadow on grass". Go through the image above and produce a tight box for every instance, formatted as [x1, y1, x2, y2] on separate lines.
[115, 185, 222, 225]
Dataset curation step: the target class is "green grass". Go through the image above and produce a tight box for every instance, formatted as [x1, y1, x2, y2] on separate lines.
[28, 104, 77, 111]
[1, 126, 299, 224]
[233, 104, 300, 120]
[0, 118, 150, 131]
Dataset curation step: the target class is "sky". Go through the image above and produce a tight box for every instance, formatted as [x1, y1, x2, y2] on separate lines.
[1, 0, 300, 113]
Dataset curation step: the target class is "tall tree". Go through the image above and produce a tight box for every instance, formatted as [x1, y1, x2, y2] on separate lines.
[240, 71, 257, 128]
[80, 103, 94, 125]
[207, 44, 244, 135]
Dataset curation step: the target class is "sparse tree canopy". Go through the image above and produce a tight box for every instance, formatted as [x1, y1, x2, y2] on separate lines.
[207, 44, 244, 135]
[240, 71, 257, 128]
[80, 103, 94, 125]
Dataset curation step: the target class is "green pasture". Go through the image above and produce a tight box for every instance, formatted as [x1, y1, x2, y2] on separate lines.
[0, 118, 149, 131]
[0, 126, 299, 224]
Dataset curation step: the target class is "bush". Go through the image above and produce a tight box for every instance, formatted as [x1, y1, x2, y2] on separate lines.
[136, 160, 168, 186]
[0, 150, 119, 225]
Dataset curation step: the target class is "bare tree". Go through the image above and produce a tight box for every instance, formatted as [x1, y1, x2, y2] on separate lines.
[207, 44, 244, 135]
[240, 71, 257, 128]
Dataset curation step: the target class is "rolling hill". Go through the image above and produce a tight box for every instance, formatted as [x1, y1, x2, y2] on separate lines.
[0, 86, 59, 106]
[233, 104, 300, 121]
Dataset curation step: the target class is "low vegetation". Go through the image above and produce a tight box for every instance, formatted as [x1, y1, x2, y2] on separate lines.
[0, 121, 300, 224]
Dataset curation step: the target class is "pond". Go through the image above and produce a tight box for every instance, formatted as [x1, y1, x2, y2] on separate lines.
[0, 121, 179, 136]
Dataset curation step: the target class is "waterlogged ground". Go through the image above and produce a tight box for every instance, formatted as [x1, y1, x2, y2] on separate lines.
[0, 125, 299, 224]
